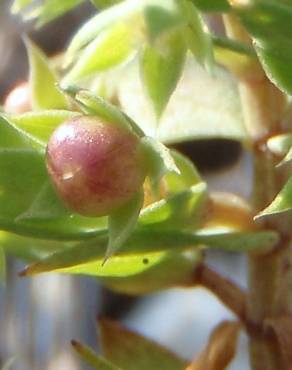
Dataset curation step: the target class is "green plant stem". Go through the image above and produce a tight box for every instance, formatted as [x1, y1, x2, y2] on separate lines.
[223, 13, 289, 370]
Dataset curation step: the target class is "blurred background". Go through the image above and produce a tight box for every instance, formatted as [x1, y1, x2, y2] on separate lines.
[0, 1, 250, 369]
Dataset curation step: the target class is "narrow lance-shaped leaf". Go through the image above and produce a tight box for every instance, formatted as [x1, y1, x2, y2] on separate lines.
[232, 0, 292, 95]
[107, 190, 144, 260]
[118, 57, 247, 144]
[20, 228, 278, 277]
[140, 136, 179, 187]
[165, 150, 202, 193]
[141, 30, 186, 118]
[99, 319, 188, 370]
[25, 38, 68, 110]
[255, 176, 292, 218]
[63, 22, 134, 85]
[6, 110, 79, 149]
[181, 0, 214, 72]
[267, 133, 292, 157]
[140, 183, 207, 230]
[0, 231, 69, 262]
[66, 0, 142, 61]
[143, 0, 186, 42]
[71, 340, 121, 370]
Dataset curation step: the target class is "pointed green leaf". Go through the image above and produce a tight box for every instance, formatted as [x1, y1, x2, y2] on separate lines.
[107, 190, 144, 259]
[181, 0, 214, 71]
[99, 319, 188, 370]
[118, 57, 246, 143]
[141, 31, 186, 118]
[0, 115, 31, 149]
[63, 22, 134, 85]
[267, 133, 292, 157]
[143, 0, 186, 42]
[233, 0, 292, 95]
[165, 150, 202, 193]
[25, 38, 68, 110]
[72, 340, 121, 370]
[141, 136, 179, 185]
[66, 0, 142, 60]
[256, 176, 292, 218]
[20, 227, 277, 277]
[140, 183, 207, 229]
[6, 110, 79, 148]
[15, 181, 71, 221]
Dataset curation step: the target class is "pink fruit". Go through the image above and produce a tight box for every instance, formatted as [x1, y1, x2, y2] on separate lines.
[46, 116, 146, 217]
[4, 82, 31, 114]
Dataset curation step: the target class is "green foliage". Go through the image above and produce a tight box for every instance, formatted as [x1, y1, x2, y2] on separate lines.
[63, 22, 134, 85]
[256, 177, 292, 218]
[233, 0, 292, 95]
[118, 57, 247, 143]
[6, 110, 79, 148]
[99, 319, 188, 370]
[64, 88, 144, 136]
[141, 31, 186, 118]
[25, 38, 68, 110]
[181, 0, 214, 72]
[140, 136, 180, 186]
[107, 190, 144, 259]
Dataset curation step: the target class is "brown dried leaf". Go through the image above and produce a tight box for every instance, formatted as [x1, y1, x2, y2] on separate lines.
[185, 321, 241, 370]
[99, 318, 187, 370]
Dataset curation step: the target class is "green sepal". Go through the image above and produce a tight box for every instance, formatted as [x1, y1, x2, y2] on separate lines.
[106, 190, 144, 260]
[140, 136, 180, 190]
